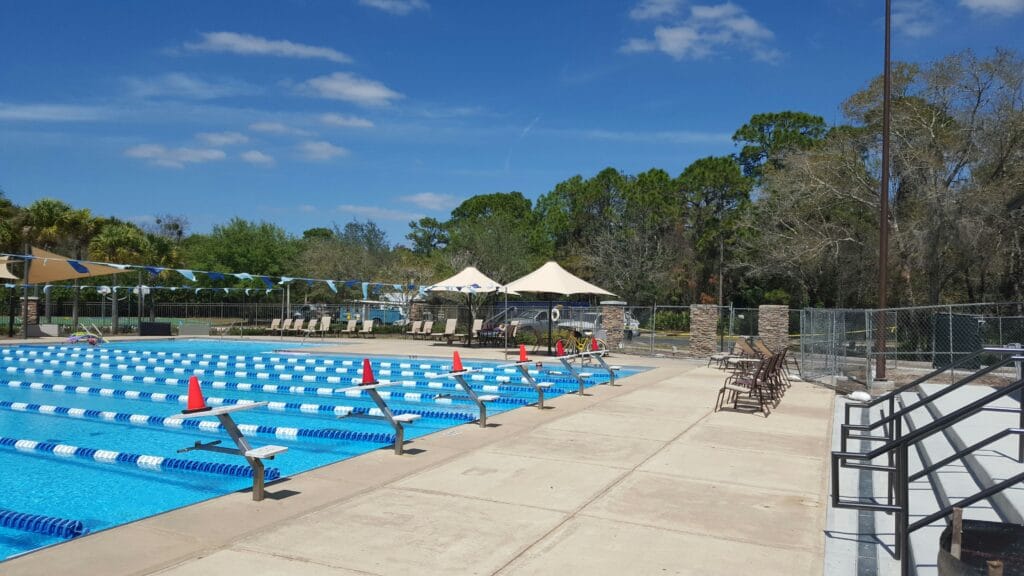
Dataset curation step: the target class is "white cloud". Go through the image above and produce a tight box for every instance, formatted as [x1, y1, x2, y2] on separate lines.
[299, 72, 403, 107]
[298, 140, 349, 161]
[240, 150, 275, 166]
[399, 192, 458, 210]
[124, 144, 226, 168]
[321, 113, 375, 128]
[337, 204, 422, 221]
[0, 102, 107, 122]
[630, 0, 685, 20]
[893, 0, 941, 38]
[248, 121, 309, 136]
[960, 0, 1024, 14]
[570, 128, 733, 144]
[125, 73, 255, 100]
[197, 131, 249, 146]
[621, 2, 779, 62]
[298, 204, 317, 213]
[185, 31, 351, 63]
[358, 0, 429, 15]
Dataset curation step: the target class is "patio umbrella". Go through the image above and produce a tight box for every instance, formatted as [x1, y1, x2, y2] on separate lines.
[426, 266, 516, 346]
[504, 261, 615, 355]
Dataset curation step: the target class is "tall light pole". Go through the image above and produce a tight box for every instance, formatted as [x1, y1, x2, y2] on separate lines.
[876, 0, 892, 382]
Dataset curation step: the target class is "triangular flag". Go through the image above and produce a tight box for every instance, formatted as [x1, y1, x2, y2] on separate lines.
[177, 269, 196, 282]
[326, 280, 337, 293]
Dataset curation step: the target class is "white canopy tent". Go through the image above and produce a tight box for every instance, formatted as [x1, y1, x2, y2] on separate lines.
[504, 261, 615, 354]
[426, 266, 517, 346]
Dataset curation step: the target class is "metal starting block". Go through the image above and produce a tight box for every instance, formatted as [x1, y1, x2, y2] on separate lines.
[176, 401, 287, 501]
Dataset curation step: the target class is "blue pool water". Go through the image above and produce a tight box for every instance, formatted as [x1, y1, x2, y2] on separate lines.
[0, 339, 639, 560]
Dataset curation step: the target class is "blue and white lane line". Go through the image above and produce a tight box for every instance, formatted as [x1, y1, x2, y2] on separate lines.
[0, 359, 564, 397]
[0, 436, 280, 481]
[0, 507, 88, 539]
[1, 379, 481, 421]
[0, 400, 396, 444]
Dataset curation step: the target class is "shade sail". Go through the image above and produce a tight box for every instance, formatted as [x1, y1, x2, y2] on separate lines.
[503, 261, 615, 297]
[427, 266, 517, 295]
[27, 247, 125, 284]
[0, 257, 18, 281]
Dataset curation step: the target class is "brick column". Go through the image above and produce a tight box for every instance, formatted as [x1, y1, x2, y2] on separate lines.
[690, 304, 719, 357]
[410, 302, 425, 322]
[757, 305, 790, 353]
[600, 301, 626, 350]
[20, 297, 39, 325]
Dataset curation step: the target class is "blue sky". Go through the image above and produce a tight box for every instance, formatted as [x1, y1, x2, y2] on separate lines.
[2, 0, 1023, 244]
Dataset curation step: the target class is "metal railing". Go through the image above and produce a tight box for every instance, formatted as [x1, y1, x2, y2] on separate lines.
[830, 347, 1024, 575]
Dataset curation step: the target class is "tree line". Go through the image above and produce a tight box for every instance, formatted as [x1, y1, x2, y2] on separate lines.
[2, 48, 1022, 308]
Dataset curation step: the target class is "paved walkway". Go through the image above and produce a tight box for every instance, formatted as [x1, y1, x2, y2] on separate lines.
[2, 337, 835, 575]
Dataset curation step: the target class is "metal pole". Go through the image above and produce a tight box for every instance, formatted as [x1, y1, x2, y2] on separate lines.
[137, 270, 143, 336]
[876, 0, 892, 381]
[21, 246, 30, 340]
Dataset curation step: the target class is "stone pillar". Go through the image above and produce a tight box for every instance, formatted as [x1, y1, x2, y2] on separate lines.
[600, 300, 626, 350]
[410, 302, 425, 322]
[758, 305, 790, 353]
[690, 304, 719, 357]
[19, 297, 39, 325]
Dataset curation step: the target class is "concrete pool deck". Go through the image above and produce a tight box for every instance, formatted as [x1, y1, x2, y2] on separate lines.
[1, 336, 835, 576]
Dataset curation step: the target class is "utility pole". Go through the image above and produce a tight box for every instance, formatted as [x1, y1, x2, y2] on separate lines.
[876, 0, 893, 382]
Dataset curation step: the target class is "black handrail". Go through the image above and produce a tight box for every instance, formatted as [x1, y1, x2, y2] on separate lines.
[841, 356, 1019, 452]
[844, 347, 1023, 427]
[832, 378, 1024, 576]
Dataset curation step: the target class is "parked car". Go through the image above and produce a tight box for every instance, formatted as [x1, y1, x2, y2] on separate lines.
[292, 304, 329, 321]
[557, 311, 642, 341]
[512, 309, 554, 337]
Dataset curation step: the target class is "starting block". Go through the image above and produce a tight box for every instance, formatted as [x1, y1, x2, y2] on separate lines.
[175, 376, 287, 501]
[336, 359, 422, 455]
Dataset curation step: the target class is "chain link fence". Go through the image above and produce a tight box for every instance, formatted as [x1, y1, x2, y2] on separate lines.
[799, 303, 1024, 390]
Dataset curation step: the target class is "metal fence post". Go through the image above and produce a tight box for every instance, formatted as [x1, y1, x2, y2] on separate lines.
[866, 309, 874, 392]
[650, 304, 656, 355]
[949, 304, 955, 384]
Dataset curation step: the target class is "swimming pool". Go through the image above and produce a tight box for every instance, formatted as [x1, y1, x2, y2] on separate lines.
[0, 339, 637, 560]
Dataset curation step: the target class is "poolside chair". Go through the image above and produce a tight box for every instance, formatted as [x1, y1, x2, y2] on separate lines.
[405, 320, 422, 339]
[317, 316, 332, 337]
[708, 341, 742, 368]
[289, 318, 305, 335]
[266, 318, 281, 334]
[416, 320, 434, 340]
[466, 318, 484, 345]
[453, 318, 481, 345]
[301, 317, 320, 337]
[715, 354, 774, 417]
[279, 318, 294, 334]
[752, 339, 774, 357]
[304, 316, 330, 338]
[340, 319, 358, 336]
[435, 318, 458, 343]
[358, 319, 375, 338]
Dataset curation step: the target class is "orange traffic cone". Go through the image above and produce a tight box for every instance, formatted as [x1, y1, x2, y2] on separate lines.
[452, 351, 465, 373]
[518, 344, 528, 363]
[556, 340, 566, 357]
[360, 358, 376, 385]
[182, 375, 210, 414]
[591, 337, 600, 352]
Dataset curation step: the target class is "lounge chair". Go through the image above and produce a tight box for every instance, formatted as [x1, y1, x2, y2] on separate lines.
[405, 320, 422, 339]
[289, 318, 305, 335]
[266, 318, 281, 334]
[416, 320, 434, 340]
[358, 319, 375, 338]
[302, 317, 321, 336]
[340, 319, 358, 336]
[304, 316, 330, 338]
[279, 318, 294, 334]
[435, 318, 458, 343]
[317, 316, 332, 337]
[463, 318, 483, 345]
